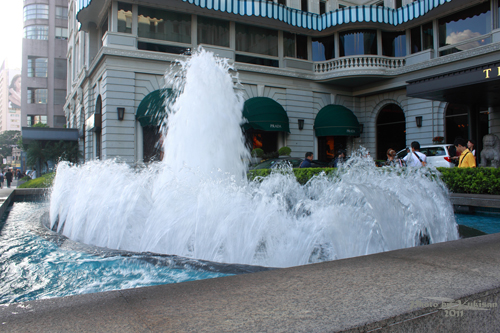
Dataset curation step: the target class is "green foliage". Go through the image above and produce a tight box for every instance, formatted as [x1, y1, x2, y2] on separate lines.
[25, 140, 81, 170]
[18, 172, 55, 188]
[278, 146, 291, 156]
[251, 148, 264, 158]
[32, 123, 49, 128]
[436, 167, 500, 195]
[250, 166, 500, 194]
[248, 167, 337, 185]
[294, 168, 337, 184]
[0, 131, 21, 158]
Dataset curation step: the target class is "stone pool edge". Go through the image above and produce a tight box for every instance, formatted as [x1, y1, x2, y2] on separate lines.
[0, 189, 498, 332]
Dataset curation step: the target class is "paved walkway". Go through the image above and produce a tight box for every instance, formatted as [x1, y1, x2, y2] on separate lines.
[0, 179, 18, 217]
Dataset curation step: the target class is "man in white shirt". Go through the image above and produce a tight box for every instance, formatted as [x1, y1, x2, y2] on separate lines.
[403, 141, 427, 167]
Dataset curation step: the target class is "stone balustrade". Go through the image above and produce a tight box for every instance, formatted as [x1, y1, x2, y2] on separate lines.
[314, 55, 406, 73]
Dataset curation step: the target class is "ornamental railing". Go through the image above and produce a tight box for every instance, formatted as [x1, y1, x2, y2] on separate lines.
[314, 55, 406, 73]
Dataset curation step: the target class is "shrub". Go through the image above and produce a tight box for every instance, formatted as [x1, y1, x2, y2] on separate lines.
[436, 167, 500, 195]
[18, 172, 55, 189]
[251, 148, 264, 158]
[250, 166, 500, 194]
[278, 146, 292, 156]
[248, 167, 336, 185]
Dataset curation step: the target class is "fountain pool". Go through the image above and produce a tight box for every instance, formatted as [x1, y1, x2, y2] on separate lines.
[0, 200, 274, 304]
[0, 198, 495, 304]
[49, 48, 459, 268]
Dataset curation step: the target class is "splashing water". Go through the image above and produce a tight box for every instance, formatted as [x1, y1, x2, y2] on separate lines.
[49, 49, 459, 268]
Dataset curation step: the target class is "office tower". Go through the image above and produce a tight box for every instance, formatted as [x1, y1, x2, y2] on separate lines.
[22, 0, 68, 128]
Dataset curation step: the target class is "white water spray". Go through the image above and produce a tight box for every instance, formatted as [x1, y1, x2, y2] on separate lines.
[50, 49, 459, 268]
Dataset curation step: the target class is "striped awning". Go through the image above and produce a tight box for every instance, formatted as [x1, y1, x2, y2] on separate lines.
[77, 0, 454, 31]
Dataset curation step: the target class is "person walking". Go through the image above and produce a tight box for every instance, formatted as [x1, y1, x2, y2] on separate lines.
[455, 138, 476, 168]
[0, 170, 4, 189]
[403, 141, 427, 167]
[5, 169, 13, 188]
[299, 152, 314, 168]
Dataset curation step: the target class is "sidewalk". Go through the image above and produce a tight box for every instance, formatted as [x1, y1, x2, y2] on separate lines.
[0, 179, 17, 217]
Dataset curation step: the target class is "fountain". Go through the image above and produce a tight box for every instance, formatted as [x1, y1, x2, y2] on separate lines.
[49, 48, 459, 268]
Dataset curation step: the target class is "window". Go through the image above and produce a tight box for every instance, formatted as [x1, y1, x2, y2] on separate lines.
[118, 2, 133, 33]
[278, 0, 286, 5]
[382, 31, 406, 57]
[312, 35, 334, 61]
[235, 23, 278, 57]
[56, 6, 68, 20]
[439, 2, 491, 55]
[54, 90, 66, 105]
[54, 59, 67, 80]
[320, 1, 326, 14]
[138, 6, 191, 43]
[410, 22, 433, 54]
[54, 116, 66, 128]
[101, 18, 108, 46]
[284, 32, 296, 58]
[339, 30, 377, 56]
[24, 4, 49, 20]
[27, 115, 47, 127]
[197, 16, 229, 47]
[27, 57, 48, 77]
[301, 0, 308, 12]
[56, 27, 68, 39]
[27, 89, 48, 104]
[24, 26, 49, 40]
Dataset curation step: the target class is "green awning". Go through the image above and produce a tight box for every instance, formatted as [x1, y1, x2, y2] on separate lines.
[136, 89, 173, 127]
[243, 97, 290, 132]
[314, 105, 360, 137]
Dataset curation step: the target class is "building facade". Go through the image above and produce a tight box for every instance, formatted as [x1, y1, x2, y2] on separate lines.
[22, 0, 68, 129]
[68, 0, 500, 164]
[0, 61, 22, 132]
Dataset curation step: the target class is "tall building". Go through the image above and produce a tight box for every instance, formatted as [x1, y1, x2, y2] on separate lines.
[67, 0, 500, 164]
[0, 61, 22, 132]
[21, 0, 68, 128]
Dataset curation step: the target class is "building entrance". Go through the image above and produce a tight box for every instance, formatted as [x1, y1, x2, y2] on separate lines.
[376, 104, 406, 160]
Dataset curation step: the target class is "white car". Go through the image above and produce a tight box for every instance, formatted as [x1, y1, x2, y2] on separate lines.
[397, 144, 455, 168]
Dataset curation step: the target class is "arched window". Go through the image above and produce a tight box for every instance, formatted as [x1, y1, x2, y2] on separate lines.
[376, 104, 405, 160]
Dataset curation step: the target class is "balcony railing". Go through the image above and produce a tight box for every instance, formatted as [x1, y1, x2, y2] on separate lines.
[314, 55, 406, 73]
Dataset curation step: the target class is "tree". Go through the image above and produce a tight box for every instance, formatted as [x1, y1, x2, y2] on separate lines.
[23, 140, 81, 176]
[0, 131, 21, 158]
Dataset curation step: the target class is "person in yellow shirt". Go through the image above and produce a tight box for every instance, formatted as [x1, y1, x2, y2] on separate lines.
[454, 138, 476, 168]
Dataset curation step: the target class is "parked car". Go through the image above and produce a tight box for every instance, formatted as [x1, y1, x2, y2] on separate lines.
[250, 157, 327, 170]
[397, 144, 455, 168]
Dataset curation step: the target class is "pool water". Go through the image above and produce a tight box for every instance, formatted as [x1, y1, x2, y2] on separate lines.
[0, 201, 232, 304]
[455, 211, 500, 234]
[1, 201, 498, 305]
